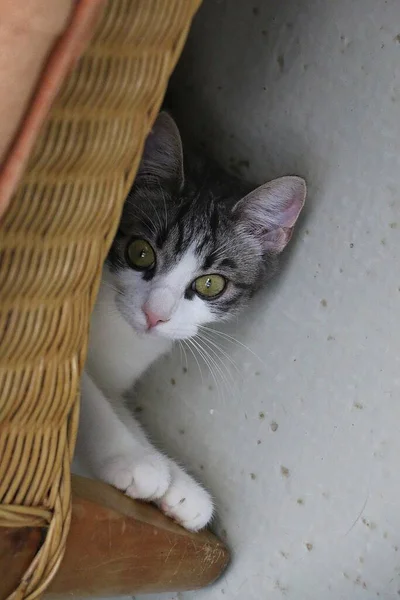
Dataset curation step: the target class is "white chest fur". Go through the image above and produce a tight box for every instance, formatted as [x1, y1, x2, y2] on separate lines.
[86, 280, 172, 397]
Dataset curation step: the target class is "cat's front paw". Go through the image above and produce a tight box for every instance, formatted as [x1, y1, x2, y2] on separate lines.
[157, 464, 214, 531]
[100, 452, 171, 500]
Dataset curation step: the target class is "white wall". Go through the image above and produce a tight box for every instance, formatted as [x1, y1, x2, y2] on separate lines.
[138, 0, 400, 598]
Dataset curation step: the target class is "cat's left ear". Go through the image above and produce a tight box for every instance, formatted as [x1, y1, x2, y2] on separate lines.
[137, 112, 184, 189]
[234, 176, 306, 254]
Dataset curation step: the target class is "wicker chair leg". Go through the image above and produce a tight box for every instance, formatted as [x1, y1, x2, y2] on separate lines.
[1, 476, 229, 598]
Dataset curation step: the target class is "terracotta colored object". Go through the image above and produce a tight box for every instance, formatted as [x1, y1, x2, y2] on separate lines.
[1, 477, 229, 598]
[0, 0, 106, 219]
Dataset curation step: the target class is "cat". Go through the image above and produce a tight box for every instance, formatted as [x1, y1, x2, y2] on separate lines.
[77, 112, 306, 531]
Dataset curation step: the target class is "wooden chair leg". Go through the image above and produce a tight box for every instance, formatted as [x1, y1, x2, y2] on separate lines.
[1, 475, 229, 598]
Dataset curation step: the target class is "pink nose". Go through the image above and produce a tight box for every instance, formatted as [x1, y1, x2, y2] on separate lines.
[144, 308, 169, 329]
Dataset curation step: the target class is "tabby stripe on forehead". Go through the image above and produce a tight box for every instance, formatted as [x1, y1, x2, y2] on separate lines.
[218, 258, 237, 270]
[175, 220, 185, 254]
[195, 234, 211, 256]
[174, 201, 192, 254]
[175, 200, 192, 225]
[210, 205, 219, 240]
[202, 250, 220, 270]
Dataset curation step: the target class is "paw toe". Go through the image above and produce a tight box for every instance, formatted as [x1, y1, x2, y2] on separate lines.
[100, 454, 171, 501]
[159, 479, 213, 531]
[126, 459, 170, 499]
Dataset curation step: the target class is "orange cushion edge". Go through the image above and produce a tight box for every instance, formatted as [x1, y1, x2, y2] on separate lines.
[0, 0, 106, 221]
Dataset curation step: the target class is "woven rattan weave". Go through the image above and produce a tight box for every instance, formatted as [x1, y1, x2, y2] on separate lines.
[0, 1, 200, 597]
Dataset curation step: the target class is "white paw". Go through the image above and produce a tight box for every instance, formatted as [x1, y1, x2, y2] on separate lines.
[157, 465, 214, 531]
[99, 452, 171, 500]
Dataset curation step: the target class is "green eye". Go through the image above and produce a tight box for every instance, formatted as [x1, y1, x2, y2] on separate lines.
[127, 239, 155, 271]
[193, 274, 227, 299]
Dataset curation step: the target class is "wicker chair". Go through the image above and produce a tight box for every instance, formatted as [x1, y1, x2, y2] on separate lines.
[0, 2, 229, 598]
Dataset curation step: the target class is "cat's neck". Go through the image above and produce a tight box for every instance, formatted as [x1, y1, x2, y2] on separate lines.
[86, 272, 172, 397]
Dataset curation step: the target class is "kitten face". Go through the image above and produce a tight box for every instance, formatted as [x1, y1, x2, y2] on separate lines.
[107, 202, 262, 340]
[106, 113, 306, 341]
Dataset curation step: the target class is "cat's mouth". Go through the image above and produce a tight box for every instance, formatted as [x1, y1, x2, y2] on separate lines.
[135, 320, 195, 342]
[130, 314, 172, 339]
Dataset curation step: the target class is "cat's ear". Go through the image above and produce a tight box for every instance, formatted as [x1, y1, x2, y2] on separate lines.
[234, 176, 306, 254]
[138, 112, 184, 188]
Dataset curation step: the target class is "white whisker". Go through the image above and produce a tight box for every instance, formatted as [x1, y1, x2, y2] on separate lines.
[157, 181, 168, 231]
[189, 336, 227, 404]
[101, 280, 119, 294]
[194, 335, 235, 401]
[186, 336, 221, 396]
[199, 325, 264, 365]
[177, 340, 188, 371]
[177, 340, 183, 364]
[146, 195, 163, 232]
[129, 204, 158, 236]
[197, 331, 241, 374]
[182, 339, 204, 384]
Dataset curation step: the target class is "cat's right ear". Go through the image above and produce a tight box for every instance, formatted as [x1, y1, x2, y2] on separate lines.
[137, 112, 184, 189]
[233, 176, 306, 254]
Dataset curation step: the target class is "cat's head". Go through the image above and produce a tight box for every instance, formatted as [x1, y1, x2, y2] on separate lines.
[107, 112, 306, 340]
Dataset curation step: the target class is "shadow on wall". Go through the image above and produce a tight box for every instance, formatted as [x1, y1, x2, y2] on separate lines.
[166, 0, 330, 198]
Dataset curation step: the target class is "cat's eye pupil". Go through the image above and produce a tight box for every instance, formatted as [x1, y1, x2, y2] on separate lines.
[193, 274, 227, 299]
[127, 239, 155, 271]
